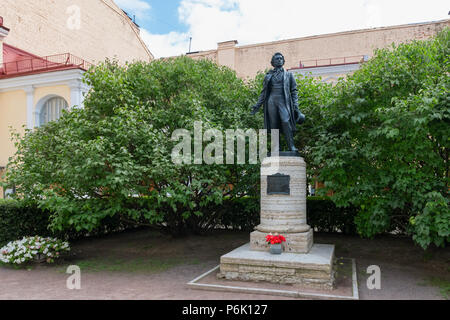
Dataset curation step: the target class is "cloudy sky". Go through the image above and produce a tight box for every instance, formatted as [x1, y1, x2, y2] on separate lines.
[114, 0, 449, 58]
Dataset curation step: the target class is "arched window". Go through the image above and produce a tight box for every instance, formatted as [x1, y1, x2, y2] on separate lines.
[38, 97, 68, 126]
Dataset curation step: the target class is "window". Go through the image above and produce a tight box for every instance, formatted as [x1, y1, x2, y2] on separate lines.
[3, 186, 16, 199]
[39, 97, 68, 126]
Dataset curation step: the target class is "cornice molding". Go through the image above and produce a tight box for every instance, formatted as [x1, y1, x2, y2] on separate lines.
[289, 63, 361, 76]
[0, 69, 86, 92]
[0, 27, 9, 38]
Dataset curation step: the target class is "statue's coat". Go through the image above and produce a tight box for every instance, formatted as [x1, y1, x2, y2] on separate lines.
[253, 69, 299, 132]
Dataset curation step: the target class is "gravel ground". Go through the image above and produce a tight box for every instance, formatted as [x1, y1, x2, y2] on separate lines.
[0, 229, 448, 300]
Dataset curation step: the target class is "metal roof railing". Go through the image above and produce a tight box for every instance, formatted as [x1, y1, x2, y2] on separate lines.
[297, 55, 369, 69]
[0, 53, 93, 77]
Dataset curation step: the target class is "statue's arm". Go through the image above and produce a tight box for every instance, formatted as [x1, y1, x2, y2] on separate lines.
[254, 89, 266, 109]
[289, 73, 299, 110]
[252, 76, 269, 114]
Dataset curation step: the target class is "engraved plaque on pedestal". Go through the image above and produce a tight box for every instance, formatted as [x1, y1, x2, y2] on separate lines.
[267, 173, 290, 195]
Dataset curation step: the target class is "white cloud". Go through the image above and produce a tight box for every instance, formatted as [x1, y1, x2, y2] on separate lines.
[364, 0, 383, 28]
[114, 0, 151, 20]
[140, 29, 191, 58]
[141, 0, 449, 58]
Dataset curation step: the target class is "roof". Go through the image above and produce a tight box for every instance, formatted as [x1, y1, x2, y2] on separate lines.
[0, 44, 92, 79]
[0, 16, 10, 32]
[3, 43, 42, 63]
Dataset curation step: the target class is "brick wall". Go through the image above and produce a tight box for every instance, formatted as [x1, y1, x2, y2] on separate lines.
[187, 20, 449, 79]
[0, 0, 153, 64]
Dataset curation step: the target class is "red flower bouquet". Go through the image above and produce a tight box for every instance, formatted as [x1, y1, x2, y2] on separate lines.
[265, 233, 286, 245]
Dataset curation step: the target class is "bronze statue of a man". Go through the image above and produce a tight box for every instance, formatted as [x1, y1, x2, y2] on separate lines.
[251, 52, 305, 152]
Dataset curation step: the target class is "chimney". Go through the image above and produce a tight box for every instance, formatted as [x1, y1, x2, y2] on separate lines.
[0, 17, 10, 67]
[217, 40, 238, 71]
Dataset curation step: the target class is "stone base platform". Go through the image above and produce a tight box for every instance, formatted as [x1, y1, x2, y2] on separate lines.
[218, 243, 335, 290]
[250, 230, 313, 253]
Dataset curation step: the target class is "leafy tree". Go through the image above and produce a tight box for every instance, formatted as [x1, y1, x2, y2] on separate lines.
[310, 29, 449, 249]
[4, 57, 260, 235]
[293, 74, 335, 181]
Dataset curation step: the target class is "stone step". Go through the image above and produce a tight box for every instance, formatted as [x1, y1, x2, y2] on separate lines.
[218, 243, 335, 290]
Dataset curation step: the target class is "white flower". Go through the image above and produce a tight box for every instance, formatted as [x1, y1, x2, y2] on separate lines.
[1, 236, 70, 265]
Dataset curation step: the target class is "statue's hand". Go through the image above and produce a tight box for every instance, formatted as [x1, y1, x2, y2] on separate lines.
[250, 105, 259, 115]
[295, 109, 306, 124]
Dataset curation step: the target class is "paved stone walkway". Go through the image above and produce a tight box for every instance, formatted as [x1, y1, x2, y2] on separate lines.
[0, 230, 448, 300]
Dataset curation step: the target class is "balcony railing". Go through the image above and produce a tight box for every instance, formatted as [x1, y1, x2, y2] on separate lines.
[0, 53, 93, 77]
[297, 55, 369, 69]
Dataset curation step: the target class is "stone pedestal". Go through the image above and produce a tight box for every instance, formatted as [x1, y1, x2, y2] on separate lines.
[250, 230, 313, 253]
[250, 156, 313, 253]
[218, 243, 335, 290]
[218, 155, 335, 289]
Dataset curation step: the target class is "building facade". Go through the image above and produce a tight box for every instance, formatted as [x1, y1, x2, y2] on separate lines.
[0, 0, 153, 198]
[186, 19, 449, 82]
[0, 0, 153, 64]
[184, 19, 449, 196]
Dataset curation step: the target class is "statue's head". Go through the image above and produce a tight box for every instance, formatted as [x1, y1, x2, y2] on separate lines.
[271, 53, 285, 68]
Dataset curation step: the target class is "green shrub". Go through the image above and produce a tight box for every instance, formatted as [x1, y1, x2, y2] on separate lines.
[307, 196, 358, 235]
[218, 197, 260, 232]
[213, 196, 359, 235]
[4, 57, 260, 236]
[308, 29, 450, 248]
[0, 236, 70, 265]
[0, 199, 143, 246]
[0, 199, 52, 246]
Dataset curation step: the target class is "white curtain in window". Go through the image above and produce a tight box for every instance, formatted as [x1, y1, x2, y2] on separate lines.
[39, 97, 68, 126]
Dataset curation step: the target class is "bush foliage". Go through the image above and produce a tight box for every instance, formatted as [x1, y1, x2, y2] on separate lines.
[0, 199, 146, 246]
[0, 199, 52, 246]
[307, 197, 358, 234]
[308, 29, 449, 248]
[220, 196, 359, 235]
[4, 57, 260, 235]
[0, 236, 70, 265]
[0, 197, 357, 246]
[2, 31, 448, 248]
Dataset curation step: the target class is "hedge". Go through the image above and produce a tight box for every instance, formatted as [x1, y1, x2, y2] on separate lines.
[217, 197, 261, 232]
[0, 199, 53, 246]
[215, 196, 359, 235]
[0, 196, 359, 246]
[307, 196, 358, 235]
[0, 199, 141, 246]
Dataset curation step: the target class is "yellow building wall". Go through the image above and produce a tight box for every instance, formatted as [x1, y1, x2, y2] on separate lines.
[34, 84, 72, 127]
[0, 84, 71, 198]
[0, 0, 153, 64]
[34, 86, 71, 109]
[0, 90, 26, 167]
[0, 90, 26, 197]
